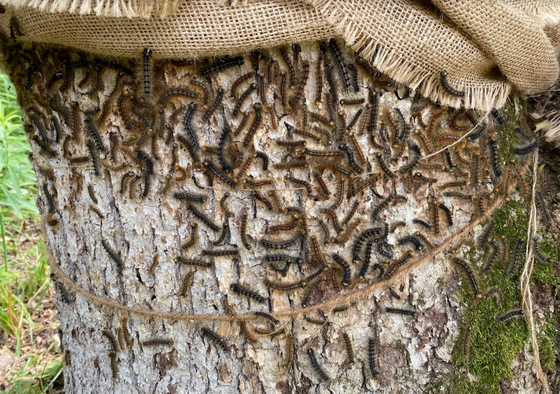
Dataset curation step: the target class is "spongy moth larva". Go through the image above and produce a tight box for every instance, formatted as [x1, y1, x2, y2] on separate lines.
[102, 329, 119, 351]
[440, 71, 465, 97]
[233, 83, 256, 117]
[368, 337, 379, 377]
[385, 307, 416, 316]
[231, 283, 266, 303]
[280, 48, 296, 87]
[200, 327, 228, 352]
[179, 271, 193, 297]
[291, 61, 309, 106]
[202, 249, 239, 257]
[332, 254, 351, 286]
[240, 212, 252, 250]
[109, 351, 118, 380]
[175, 256, 213, 267]
[328, 39, 351, 91]
[142, 48, 152, 97]
[308, 348, 330, 381]
[200, 56, 244, 76]
[101, 238, 123, 274]
[497, 309, 523, 322]
[383, 251, 414, 279]
[230, 71, 254, 99]
[242, 104, 262, 147]
[187, 204, 220, 232]
[452, 257, 481, 297]
[158, 88, 197, 106]
[182, 223, 198, 250]
[259, 232, 303, 250]
[142, 338, 174, 347]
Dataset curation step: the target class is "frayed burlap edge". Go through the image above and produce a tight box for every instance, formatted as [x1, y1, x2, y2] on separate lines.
[3, 0, 182, 18]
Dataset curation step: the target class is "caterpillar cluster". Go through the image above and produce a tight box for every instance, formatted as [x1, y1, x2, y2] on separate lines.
[9, 34, 538, 389]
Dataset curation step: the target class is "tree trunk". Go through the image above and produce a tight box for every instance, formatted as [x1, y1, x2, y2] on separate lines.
[2, 36, 549, 393]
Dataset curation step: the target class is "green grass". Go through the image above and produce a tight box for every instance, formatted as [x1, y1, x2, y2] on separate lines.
[0, 73, 62, 393]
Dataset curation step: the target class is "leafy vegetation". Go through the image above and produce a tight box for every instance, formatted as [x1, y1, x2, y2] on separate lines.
[0, 73, 62, 393]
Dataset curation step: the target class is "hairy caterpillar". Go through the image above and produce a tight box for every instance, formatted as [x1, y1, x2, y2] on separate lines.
[383, 251, 414, 279]
[498, 309, 523, 322]
[187, 204, 220, 232]
[231, 283, 266, 303]
[260, 232, 302, 250]
[308, 348, 330, 381]
[175, 256, 213, 267]
[101, 238, 123, 275]
[200, 56, 243, 76]
[202, 249, 239, 257]
[385, 307, 416, 316]
[142, 338, 174, 346]
[452, 257, 481, 297]
[102, 329, 119, 351]
[233, 83, 256, 117]
[332, 254, 351, 286]
[440, 71, 465, 97]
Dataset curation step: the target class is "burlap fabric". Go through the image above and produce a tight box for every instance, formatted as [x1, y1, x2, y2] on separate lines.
[1, 0, 560, 111]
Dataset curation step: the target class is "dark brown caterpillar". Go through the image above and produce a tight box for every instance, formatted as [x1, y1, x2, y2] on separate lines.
[342, 201, 360, 227]
[240, 212, 252, 250]
[109, 351, 118, 380]
[368, 337, 379, 377]
[217, 123, 231, 173]
[231, 283, 266, 303]
[367, 91, 379, 132]
[280, 48, 296, 86]
[371, 194, 395, 221]
[142, 48, 152, 97]
[440, 71, 465, 97]
[376, 152, 395, 178]
[291, 61, 310, 106]
[178, 271, 194, 297]
[101, 238, 123, 274]
[328, 39, 351, 91]
[102, 329, 119, 351]
[254, 151, 269, 171]
[260, 232, 302, 250]
[234, 111, 250, 136]
[187, 204, 220, 232]
[269, 216, 299, 233]
[533, 237, 551, 263]
[304, 149, 343, 158]
[484, 239, 500, 271]
[203, 160, 236, 188]
[332, 254, 351, 286]
[254, 311, 279, 325]
[230, 71, 254, 99]
[285, 123, 321, 142]
[263, 278, 303, 291]
[174, 191, 207, 203]
[309, 111, 333, 127]
[308, 348, 330, 381]
[385, 307, 416, 316]
[233, 83, 256, 117]
[286, 176, 312, 194]
[488, 138, 502, 178]
[321, 208, 343, 233]
[342, 332, 355, 366]
[477, 220, 494, 248]
[452, 257, 481, 297]
[203, 88, 223, 122]
[175, 256, 213, 267]
[513, 141, 538, 156]
[498, 309, 523, 322]
[190, 77, 209, 106]
[200, 327, 229, 352]
[383, 251, 414, 279]
[398, 235, 424, 251]
[276, 139, 306, 147]
[182, 223, 198, 250]
[242, 104, 262, 147]
[252, 191, 274, 210]
[236, 154, 254, 180]
[315, 52, 323, 103]
[244, 178, 273, 188]
[159, 88, 197, 105]
[431, 201, 440, 235]
[339, 143, 363, 173]
[280, 72, 287, 107]
[202, 249, 239, 257]
[438, 203, 453, 227]
[200, 56, 243, 76]
[142, 338, 174, 346]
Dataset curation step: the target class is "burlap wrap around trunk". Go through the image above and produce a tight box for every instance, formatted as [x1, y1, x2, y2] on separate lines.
[1, 0, 560, 111]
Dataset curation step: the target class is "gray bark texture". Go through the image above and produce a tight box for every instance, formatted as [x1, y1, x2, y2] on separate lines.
[1, 36, 549, 393]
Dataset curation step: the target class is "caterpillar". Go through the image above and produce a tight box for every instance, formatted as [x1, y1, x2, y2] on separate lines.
[213, 220, 231, 246]
[383, 251, 414, 279]
[242, 104, 262, 147]
[376, 152, 395, 178]
[414, 130, 434, 155]
[101, 238, 123, 274]
[276, 139, 306, 147]
[355, 176, 378, 194]
[497, 309, 523, 322]
[179, 271, 194, 297]
[234, 111, 250, 136]
[240, 212, 252, 250]
[484, 239, 500, 271]
[452, 257, 481, 297]
[239, 322, 258, 344]
[414, 231, 433, 250]
[268, 190, 283, 213]
[87, 184, 98, 205]
[148, 254, 159, 275]
[318, 218, 330, 244]
[438, 180, 467, 191]
[136, 149, 154, 175]
[283, 334, 294, 368]
[189, 77, 209, 106]
[263, 278, 303, 291]
[258, 73, 266, 104]
[315, 52, 323, 104]
[174, 191, 208, 203]
[236, 154, 254, 180]
[477, 220, 494, 248]
[109, 351, 118, 380]
[203, 160, 236, 188]
[467, 121, 487, 141]
[385, 307, 416, 316]
[430, 201, 440, 235]
[533, 237, 551, 263]
[463, 326, 471, 357]
[203, 88, 223, 122]
[280, 72, 287, 107]
[254, 311, 279, 325]
[285, 123, 320, 142]
[252, 191, 274, 211]
[158, 88, 197, 105]
[399, 144, 421, 174]
[442, 191, 473, 200]
[490, 108, 505, 125]
[368, 337, 379, 377]
[440, 71, 465, 97]
[280, 48, 296, 86]
[182, 223, 198, 250]
[309, 111, 333, 126]
[142, 338, 174, 346]
[291, 61, 309, 106]
[328, 39, 351, 91]
[269, 216, 299, 234]
[339, 143, 364, 173]
[142, 48, 152, 97]
[32, 135, 56, 157]
[187, 204, 220, 232]
[333, 219, 361, 245]
[230, 71, 254, 99]
[216, 123, 231, 173]
[202, 249, 239, 257]
[500, 237, 509, 264]
[304, 149, 343, 158]
[449, 110, 468, 132]
[233, 83, 256, 117]
[252, 151, 269, 171]
[508, 239, 525, 276]
[230, 283, 266, 303]
[513, 141, 538, 156]
[485, 288, 503, 304]
[244, 179, 273, 188]
[259, 232, 302, 250]
[398, 235, 424, 251]
[175, 256, 213, 267]
[371, 194, 395, 221]
[199, 56, 244, 76]
[102, 329, 119, 351]
[308, 348, 330, 381]
[286, 176, 312, 194]
[342, 201, 360, 226]
[321, 208, 343, 233]
[358, 241, 374, 277]
[439, 203, 453, 227]
[272, 161, 307, 169]
[332, 254, 351, 286]
[488, 138, 502, 178]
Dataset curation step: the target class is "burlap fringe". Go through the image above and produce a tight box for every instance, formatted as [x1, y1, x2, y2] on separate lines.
[313, 1, 511, 112]
[3, 0, 181, 18]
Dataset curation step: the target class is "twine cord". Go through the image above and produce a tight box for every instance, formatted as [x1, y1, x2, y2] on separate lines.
[520, 149, 549, 394]
[49, 159, 531, 323]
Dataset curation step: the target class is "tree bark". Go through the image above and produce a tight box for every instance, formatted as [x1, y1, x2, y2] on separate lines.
[2, 37, 547, 393]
